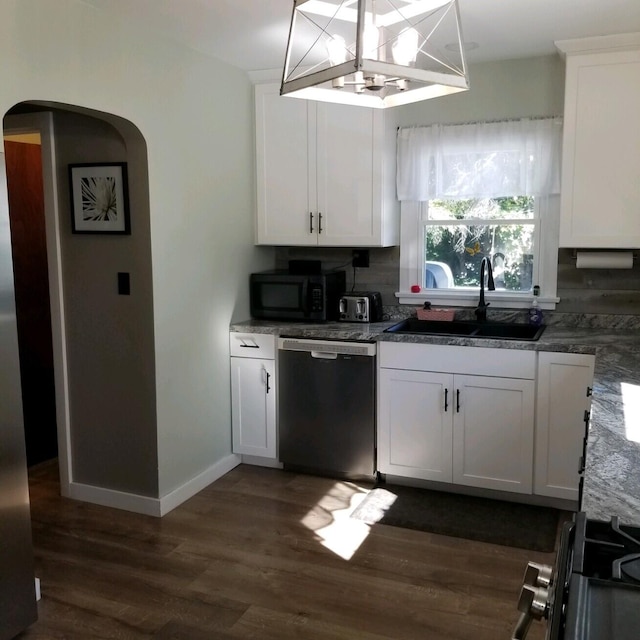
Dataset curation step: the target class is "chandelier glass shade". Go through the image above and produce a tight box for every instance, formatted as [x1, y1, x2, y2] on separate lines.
[281, 0, 470, 108]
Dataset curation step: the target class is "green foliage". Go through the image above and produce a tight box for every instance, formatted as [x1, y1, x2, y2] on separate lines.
[425, 197, 534, 291]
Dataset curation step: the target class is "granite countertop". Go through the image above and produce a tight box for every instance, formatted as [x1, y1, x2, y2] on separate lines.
[581, 345, 640, 524]
[230, 313, 640, 525]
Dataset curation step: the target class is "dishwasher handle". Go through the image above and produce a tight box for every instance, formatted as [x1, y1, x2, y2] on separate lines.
[311, 351, 338, 360]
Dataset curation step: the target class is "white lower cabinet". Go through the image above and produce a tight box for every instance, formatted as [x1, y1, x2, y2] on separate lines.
[229, 333, 596, 497]
[378, 343, 536, 495]
[452, 375, 534, 494]
[378, 369, 453, 482]
[230, 333, 277, 459]
[534, 352, 595, 501]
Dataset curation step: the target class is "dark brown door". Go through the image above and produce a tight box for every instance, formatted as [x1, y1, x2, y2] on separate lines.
[5, 139, 58, 466]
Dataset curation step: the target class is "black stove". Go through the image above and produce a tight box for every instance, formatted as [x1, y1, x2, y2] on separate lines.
[562, 512, 640, 639]
[514, 512, 640, 639]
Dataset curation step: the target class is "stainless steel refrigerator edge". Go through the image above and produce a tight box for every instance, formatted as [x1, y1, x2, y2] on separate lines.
[0, 150, 38, 637]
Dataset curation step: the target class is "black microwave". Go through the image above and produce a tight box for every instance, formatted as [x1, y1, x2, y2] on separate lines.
[250, 270, 346, 321]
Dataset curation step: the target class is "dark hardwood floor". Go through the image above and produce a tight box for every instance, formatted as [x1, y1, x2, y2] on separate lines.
[19, 461, 555, 639]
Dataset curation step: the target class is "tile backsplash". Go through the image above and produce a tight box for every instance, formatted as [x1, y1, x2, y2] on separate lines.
[275, 246, 640, 315]
[276, 246, 400, 305]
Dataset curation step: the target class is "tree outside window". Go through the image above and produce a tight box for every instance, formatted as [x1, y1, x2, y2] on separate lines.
[424, 196, 535, 292]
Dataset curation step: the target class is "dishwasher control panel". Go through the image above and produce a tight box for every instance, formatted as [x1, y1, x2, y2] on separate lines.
[278, 338, 377, 357]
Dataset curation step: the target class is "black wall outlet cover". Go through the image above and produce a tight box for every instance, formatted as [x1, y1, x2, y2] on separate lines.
[352, 249, 370, 268]
[117, 272, 130, 295]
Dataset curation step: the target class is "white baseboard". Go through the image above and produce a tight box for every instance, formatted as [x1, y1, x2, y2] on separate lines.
[158, 454, 241, 516]
[68, 481, 162, 516]
[67, 454, 242, 517]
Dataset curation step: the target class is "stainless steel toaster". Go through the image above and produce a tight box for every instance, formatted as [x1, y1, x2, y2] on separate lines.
[338, 292, 383, 323]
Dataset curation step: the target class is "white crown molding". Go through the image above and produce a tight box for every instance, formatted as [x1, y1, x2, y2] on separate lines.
[555, 32, 640, 56]
[248, 68, 282, 84]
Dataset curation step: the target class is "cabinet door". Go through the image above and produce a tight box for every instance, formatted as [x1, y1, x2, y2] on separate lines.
[230, 357, 276, 458]
[559, 49, 640, 247]
[535, 352, 595, 501]
[378, 368, 453, 481]
[255, 84, 316, 245]
[453, 375, 535, 494]
[315, 102, 382, 246]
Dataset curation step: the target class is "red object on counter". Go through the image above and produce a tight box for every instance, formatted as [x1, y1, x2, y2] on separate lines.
[410, 285, 421, 293]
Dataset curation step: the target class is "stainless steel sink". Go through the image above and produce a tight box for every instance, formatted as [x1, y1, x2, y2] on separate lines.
[384, 318, 546, 341]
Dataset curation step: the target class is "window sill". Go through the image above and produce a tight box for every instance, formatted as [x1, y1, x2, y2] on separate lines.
[396, 290, 559, 311]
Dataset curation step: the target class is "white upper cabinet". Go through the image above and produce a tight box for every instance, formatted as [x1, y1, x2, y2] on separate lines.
[254, 83, 399, 247]
[557, 35, 640, 248]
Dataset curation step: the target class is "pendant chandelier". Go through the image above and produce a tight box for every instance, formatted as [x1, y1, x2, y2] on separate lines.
[281, 0, 470, 109]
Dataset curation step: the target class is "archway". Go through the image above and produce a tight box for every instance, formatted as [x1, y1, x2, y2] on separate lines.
[3, 103, 155, 501]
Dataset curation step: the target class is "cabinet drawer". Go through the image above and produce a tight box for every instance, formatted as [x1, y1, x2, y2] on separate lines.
[379, 342, 536, 379]
[230, 332, 276, 359]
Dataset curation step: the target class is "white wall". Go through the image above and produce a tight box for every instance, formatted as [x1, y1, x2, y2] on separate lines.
[396, 55, 565, 125]
[0, 0, 273, 501]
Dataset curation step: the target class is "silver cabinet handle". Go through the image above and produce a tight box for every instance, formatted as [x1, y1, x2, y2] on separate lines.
[318, 212, 323, 234]
[309, 211, 314, 233]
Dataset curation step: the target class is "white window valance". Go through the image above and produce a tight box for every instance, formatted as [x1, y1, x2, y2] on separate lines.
[396, 117, 563, 201]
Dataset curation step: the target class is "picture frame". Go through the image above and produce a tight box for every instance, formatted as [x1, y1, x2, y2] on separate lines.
[69, 162, 130, 234]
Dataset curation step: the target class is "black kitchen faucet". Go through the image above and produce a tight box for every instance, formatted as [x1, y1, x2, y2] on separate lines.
[475, 257, 495, 323]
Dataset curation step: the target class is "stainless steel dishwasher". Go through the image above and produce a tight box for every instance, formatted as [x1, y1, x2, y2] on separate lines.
[278, 337, 376, 479]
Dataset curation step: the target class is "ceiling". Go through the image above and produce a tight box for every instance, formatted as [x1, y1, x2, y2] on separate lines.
[82, 0, 640, 72]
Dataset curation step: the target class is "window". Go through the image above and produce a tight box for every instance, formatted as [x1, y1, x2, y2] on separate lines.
[424, 196, 536, 291]
[396, 118, 562, 309]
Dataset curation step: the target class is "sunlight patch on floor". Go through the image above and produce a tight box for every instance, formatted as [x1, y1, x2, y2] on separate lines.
[300, 481, 373, 560]
[622, 382, 640, 443]
[352, 487, 398, 525]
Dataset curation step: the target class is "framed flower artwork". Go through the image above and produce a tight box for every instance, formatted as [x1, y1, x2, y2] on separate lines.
[69, 163, 130, 234]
